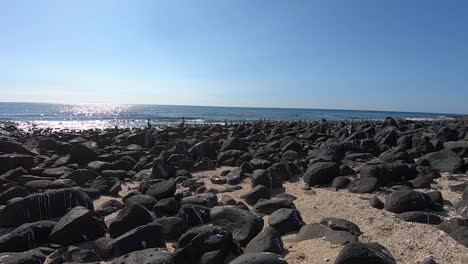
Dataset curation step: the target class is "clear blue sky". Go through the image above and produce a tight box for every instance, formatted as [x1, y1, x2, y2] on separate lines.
[1, 0, 467, 114]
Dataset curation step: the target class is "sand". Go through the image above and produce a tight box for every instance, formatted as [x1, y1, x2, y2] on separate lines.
[193, 167, 468, 264]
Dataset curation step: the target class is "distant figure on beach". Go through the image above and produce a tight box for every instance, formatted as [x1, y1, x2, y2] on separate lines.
[224, 119, 228, 126]
[181, 117, 185, 127]
[147, 119, 152, 129]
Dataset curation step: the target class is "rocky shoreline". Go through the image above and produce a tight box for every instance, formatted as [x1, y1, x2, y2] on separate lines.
[0, 118, 467, 264]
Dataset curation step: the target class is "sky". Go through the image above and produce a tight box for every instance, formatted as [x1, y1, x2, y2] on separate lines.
[0, 0, 467, 114]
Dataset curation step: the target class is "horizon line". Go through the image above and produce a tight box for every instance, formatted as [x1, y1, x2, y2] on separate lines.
[0, 100, 463, 116]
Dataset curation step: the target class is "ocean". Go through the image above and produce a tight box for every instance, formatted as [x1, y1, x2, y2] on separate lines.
[0, 102, 456, 130]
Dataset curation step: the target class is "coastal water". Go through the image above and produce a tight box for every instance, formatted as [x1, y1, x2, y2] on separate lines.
[0, 102, 456, 130]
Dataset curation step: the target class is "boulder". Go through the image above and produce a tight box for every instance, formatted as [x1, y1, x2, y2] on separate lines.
[111, 248, 173, 264]
[268, 208, 304, 235]
[112, 222, 166, 257]
[303, 162, 340, 186]
[0, 188, 93, 227]
[146, 179, 176, 200]
[177, 204, 211, 227]
[0, 220, 56, 252]
[384, 190, 431, 213]
[320, 218, 362, 236]
[0, 154, 35, 174]
[50, 206, 107, 245]
[210, 206, 264, 246]
[438, 218, 468, 247]
[70, 141, 99, 165]
[244, 227, 283, 254]
[0, 248, 47, 264]
[253, 198, 296, 215]
[335, 241, 396, 264]
[421, 150, 465, 172]
[242, 185, 271, 205]
[108, 203, 154, 238]
[397, 211, 442, 225]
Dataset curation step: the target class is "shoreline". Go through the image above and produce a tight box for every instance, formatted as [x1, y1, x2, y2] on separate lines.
[0, 117, 467, 263]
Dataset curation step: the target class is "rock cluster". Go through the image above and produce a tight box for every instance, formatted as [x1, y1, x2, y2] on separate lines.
[0, 117, 467, 263]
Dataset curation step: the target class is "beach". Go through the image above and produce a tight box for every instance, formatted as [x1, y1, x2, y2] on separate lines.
[0, 118, 467, 264]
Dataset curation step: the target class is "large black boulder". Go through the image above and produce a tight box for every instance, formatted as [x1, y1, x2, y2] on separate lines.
[108, 203, 154, 238]
[175, 225, 241, 263]
[335, 241, 396, 264]
[397, 211, 442, 225]
[0, 220, 56, 252]
[50, 206, 107, 245]
[0, 154, 35, 174]
[438, 218, 468, 247]
[153, 216, 188, 241]
[384, 190, 431, 213]
[177, 204, 211, 227]
[0, 248, 47, 264]
[244, 227, 283, 254]
[320, 218, 362, 236]
[112, 222, 166, 257]
[242, 185, 271, 205]
[210, 206, 264, 246]
[70, 141, 99, 165]
[146, 179, 177, 200]
[253, 198, 296, 215]
[421, 150, 465, 172]
[0, 188, 93, 227]
[268, 208, 304, 235]
[303, 162, 340, 186]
